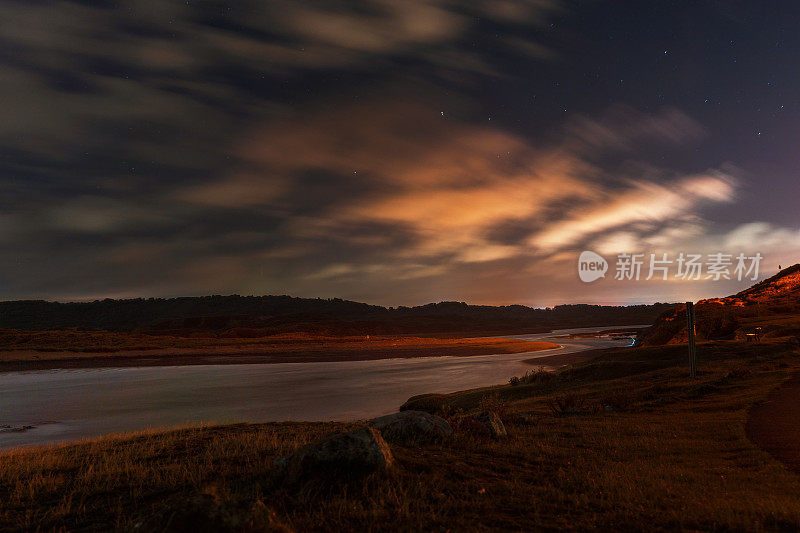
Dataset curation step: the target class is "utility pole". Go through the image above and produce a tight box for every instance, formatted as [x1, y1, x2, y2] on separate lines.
[686, 301, 697, 378]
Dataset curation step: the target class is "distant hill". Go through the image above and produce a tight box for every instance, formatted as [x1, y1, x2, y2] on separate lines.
[0, 296, 677, 336]
[637, 264, 800, 346]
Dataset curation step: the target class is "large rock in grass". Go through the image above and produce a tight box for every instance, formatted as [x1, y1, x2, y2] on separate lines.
[400, 393, 449, 415]
[372, 410, 453, 445]
[471, 411, 507, 439]
[273, 427, 393, 482]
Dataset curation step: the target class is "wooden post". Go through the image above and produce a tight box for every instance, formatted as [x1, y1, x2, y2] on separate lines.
[686, 301, 697, 378]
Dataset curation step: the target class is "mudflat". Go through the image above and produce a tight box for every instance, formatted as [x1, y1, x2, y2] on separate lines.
[0, 330, 559, 371]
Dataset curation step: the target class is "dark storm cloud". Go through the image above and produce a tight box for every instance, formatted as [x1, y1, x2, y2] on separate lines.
[0, 1, 798, 304]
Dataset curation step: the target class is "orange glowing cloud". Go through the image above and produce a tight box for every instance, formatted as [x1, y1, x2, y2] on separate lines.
[530, 173, 737, 252]
[171, 96, 742, 281]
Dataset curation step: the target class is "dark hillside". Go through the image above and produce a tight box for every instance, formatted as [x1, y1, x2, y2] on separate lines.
[0, 296, 676, 336]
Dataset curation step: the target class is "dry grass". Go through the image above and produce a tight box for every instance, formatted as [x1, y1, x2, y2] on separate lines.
[2, 339, 800, 531]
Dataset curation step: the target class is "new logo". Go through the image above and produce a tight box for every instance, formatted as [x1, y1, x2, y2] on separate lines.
[578, 251, 608, 283]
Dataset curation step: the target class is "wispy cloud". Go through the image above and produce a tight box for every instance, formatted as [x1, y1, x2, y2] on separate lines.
[530, 172, 737, 252]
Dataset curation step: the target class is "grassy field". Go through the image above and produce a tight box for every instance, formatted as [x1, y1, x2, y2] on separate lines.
[0, 330, 558, 371]
[2, 337, 800, 531]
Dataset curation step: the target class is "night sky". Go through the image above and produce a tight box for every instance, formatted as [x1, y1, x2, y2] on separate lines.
[2, 1, 799, 306]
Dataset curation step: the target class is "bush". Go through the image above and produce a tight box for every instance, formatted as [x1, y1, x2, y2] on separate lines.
[547, 393, 587, 416]
[478, 393, 509, 419]
[508, 367, 553, 386]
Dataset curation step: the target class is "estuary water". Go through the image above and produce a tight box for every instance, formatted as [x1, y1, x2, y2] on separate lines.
[0, 327, 638, 448]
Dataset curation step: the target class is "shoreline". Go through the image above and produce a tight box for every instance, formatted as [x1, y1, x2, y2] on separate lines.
[521, 347, 606, 368]
[0, 338, 560, 373]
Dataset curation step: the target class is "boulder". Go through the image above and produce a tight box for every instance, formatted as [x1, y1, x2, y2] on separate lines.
[400, 393, 449, 415]
[273, 427, 393, 482]
[471, 411, 507, 439]
[372, 410, 453, 444]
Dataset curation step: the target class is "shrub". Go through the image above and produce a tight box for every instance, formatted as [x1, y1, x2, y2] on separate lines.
[508, 367, 553, 386]
[546, 393, 587, 416]
[478, 393, 509, 419]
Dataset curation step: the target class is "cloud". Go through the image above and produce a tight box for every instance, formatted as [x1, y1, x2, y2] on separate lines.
[0, 0, 562, 215]
[178, 95, 749, 300]
[151, 89, 766, 304]
[723, 222, 800, 250]
[46, 196, 175, 233]
[274, 1, 466, 53]
[174, 174, 287, 208]
[201, 94, 601, 267]
[0, 1, 795, 305]
[530, 172, 737, 252]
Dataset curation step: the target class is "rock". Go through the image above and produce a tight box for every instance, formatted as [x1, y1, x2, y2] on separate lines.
[273, 427, 393, 482]
[0, 425, 34, 434]
[471, 411, 507, 439]
[400, 393, 449, 415]
[372, 410, 453, 445]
